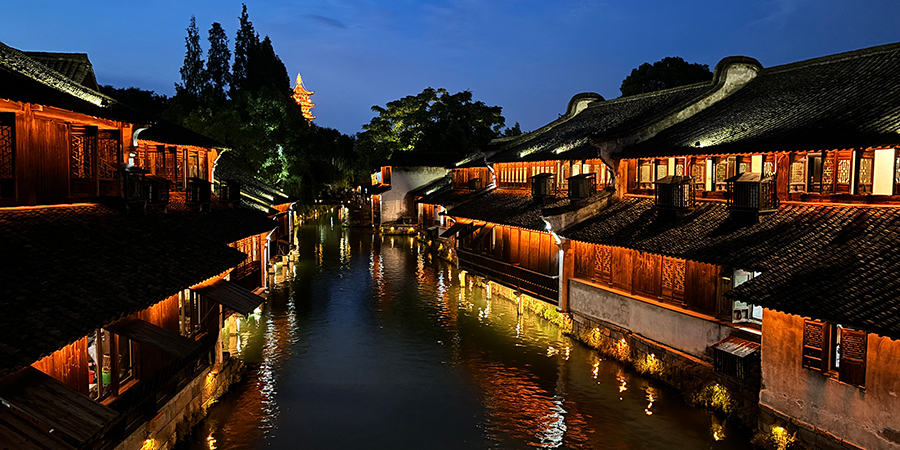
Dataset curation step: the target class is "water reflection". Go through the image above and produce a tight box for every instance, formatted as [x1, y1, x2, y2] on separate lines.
[180, 212, 752, 450]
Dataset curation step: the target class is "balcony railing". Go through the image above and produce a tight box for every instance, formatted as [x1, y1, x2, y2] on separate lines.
[457, 248, 559, 305]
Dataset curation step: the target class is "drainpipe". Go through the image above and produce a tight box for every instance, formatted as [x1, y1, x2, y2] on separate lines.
[543, 218, 571, 314]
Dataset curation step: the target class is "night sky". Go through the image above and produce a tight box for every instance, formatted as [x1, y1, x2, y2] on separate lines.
[5, 1, 900, 135]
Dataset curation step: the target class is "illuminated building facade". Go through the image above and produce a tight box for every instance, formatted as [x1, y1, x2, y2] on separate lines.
[438, 42, 900, 450]
[0, 41, 281, 449]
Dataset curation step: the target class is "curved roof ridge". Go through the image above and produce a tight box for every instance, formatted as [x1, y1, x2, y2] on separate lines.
[763, 41, 900, 75]
[0, 40, 117, 108]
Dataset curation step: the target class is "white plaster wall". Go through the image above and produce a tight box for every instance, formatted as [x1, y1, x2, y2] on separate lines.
[381, 167, 449, 223]
[569, 279, 733, 359]
[760, 310, 900, 450]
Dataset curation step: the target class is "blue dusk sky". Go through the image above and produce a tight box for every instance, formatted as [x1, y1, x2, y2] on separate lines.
[4, 1, 900, 135]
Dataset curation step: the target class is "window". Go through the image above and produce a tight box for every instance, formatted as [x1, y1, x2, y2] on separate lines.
[714, 156, 735, 191]
[97, 130, 119, 180]
[857, 150, 874, 194]
[638, 159, 653, 189]
[732, 269, 762, 324]
[0, 113, 14, 199]
[71, 125, 96, 180]
[179, 289, 202, 337]
[802, 319, 867, 387]
[691, 158, 706, 191]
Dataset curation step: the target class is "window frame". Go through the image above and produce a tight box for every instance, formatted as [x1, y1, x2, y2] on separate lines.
[802, 319, 867, 388]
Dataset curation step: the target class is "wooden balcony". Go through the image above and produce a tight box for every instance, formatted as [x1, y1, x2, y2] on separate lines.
[457, 248, 559, 305]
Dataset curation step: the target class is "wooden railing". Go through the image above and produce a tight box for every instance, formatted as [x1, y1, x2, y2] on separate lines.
[457, 248, 559, 305]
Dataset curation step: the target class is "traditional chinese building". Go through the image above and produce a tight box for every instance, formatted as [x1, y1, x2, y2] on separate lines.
[443, 42, 900, 449]
[292, 74, 315, 121]
[0, 41, 278, 450]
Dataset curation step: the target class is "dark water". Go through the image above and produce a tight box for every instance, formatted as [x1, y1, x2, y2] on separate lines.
[181, 212, 752, 449]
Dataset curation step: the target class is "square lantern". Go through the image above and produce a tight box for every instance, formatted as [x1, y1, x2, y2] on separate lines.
[531, 173, 555, 200]
[726, 172, 779, 213]
[654, 175, 695, 210]
[567, 173, 597, 199]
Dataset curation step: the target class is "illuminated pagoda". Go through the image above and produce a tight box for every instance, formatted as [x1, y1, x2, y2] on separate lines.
[292, 74, 316, 121]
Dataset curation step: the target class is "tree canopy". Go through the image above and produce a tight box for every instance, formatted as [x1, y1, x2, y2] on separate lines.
[355, 88, 505, 165]
[620, 56, 712, 97]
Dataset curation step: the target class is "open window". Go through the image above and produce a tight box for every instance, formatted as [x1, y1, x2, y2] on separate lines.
[88, 329, 135, 400]
[731, 269, 763, 324]
[802, 319, 867, 387]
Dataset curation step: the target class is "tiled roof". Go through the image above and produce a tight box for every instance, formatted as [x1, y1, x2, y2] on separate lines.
[213, 158, 291, 213]
[380, 151, 463, 168]
[622, 42, 900, 158]
[488, 83, 709, 163]
[563, 197, 900, 340]
[163, 193, 277, 244]
[447, 190, 574, 231]
[0, 41, 223, 149]
[23, 51, 99, 91]
[0, 204, 249, 377]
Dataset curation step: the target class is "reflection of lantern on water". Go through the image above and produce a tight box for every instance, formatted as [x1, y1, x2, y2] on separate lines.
[711, 415, 726, 441]
[617, 371, 628, 396]
[644, 386, 658, 416]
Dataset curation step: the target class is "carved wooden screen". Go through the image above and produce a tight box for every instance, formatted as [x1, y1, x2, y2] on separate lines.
[857, 150, 874, 194]
[154, 145, 166, 177]
[838, 328, 867, 387]
[802, 319, 829, 372]
[70, 125, 95, 179]
[188, 150, 199, 179]
[0, 114, 14, 198]
[172, 147, 183, 188]
[165, 147, 176, 184]
[592, 245, 612, 284]
[660, 256, 685, 301]
[691, 158, 705, 191]
[199, 150, 208, 180]
[97, 130, 119, 180]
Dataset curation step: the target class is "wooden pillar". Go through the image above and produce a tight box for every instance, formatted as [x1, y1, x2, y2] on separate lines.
[558, 238, 573, 313]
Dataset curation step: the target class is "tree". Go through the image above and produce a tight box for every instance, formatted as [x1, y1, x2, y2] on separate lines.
[99, 85, 170, 117]
[502, 122, 523, 137]
[177, 16, 207, 100]
[246, 35, 291, 96]
[355, 88, 505, 164]
[206, 22, 231, 103]
[620, 57, 712, 97]
[231, 4, 256, 98]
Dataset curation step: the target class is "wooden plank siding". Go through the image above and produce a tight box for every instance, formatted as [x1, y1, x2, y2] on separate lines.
[31, 338, 89, 397]
[570, 241, 721, 316]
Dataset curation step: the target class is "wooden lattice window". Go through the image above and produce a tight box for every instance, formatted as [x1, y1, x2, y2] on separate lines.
[97, 130, 119, 180]
[188, 150, 199, 178]
[154, 145, 166, 177]
[857, 150, 874, 194]
[71, 125, 96, 179]
[802, 319, 829, 372]
[661, 257, 685, 300]
[802, 320, 867, 387]
[173, 147, 184, 188]
[592, 245, 612, 284]
[837, 326, 867, 387]
[0, 113, 14, 198]
[691, 159, 705, 191]
[164, 147, 176, 183]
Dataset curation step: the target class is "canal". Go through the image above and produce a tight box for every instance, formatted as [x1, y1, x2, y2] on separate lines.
[179, 211, 752, 449]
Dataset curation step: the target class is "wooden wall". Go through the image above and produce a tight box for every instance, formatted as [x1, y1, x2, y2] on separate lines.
[475, 224, 556, 275]
[32, 337, 89, 396]
[18, 115, 70, 205]
[570, 240, 721, 316]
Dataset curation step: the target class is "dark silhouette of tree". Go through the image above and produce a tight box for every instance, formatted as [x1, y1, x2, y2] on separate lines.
[246, 36, 291, 96]
[620, 57, 712, 97]
[231, 4, 256, 98]
[177, 16, 207, 100]
[502, 122, 523, 137]
[99, 85, 170, 117]
[206, 22, 231, 103]
[355, 88, 505, 164]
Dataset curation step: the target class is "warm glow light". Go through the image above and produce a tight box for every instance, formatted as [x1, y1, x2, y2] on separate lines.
[141, 439, 155, 450]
